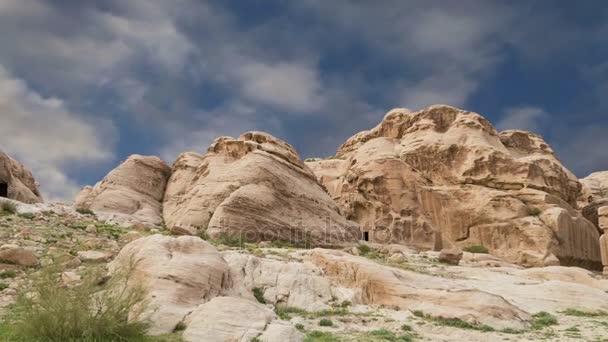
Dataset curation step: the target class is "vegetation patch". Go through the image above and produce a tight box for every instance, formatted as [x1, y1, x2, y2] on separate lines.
[0, 282, 8, 291]
[528, 207, 542, 216]
[463, 245, 489, 254]
[0, 201, 17, 216]
[319, 318, 333, 327]
[0, 270, 17, 279]
[2, 263, 151, 341]
[304, 330, 340, 342]
[17, 212, 34, 220]
[562, 308, 608, 317]
[530, 312, 558, 330]
[252, 287, 266, 304]
[365, 328, 415, 341]
[76, 208, 96, 216]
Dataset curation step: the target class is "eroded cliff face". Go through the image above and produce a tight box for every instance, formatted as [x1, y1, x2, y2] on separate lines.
[162, 131, 359, 246]
[0, 151, 43, 204]
[308, 105, 600, 268]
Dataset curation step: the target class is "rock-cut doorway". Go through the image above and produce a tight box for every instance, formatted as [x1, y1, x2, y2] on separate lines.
[0, 182, 8, 198]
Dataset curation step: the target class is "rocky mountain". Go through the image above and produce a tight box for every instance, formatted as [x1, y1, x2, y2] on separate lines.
[0, 151, 42, 204]
[307, 105, 600, 268]
[2, 105, 608, 341]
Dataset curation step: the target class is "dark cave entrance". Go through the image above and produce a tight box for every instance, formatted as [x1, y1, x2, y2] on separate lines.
[0, 182, 7, 198]
[363, 231, 369, 241]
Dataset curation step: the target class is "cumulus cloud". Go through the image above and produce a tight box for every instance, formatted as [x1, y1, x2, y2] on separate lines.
[496, 106, 548, 134]
[0, 66, 115, 200]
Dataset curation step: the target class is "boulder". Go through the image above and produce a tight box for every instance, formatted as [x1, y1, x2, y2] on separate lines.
[0, 244, 37, 266]
[258, 321, 304, 342]
[182, 297, 276, 342]
[0, 151, 43, 203]
[74, 155, 171, 228]
[307, 105, 600, 268]
[163, 132, 359, 246]
[109, 235, 231, 335]
[439, 248, 463, 265]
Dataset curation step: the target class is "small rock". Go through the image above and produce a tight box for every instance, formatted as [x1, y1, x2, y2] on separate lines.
[350, 247, 360, 256]
[259, 241, 271, 247]
[388, 253, 405, 263]
[85, 224, 97, 234]
[130, 222, 149, 231]
[438, 248, 463, 265]
[61, 271, 81, 286]
[63, 256, 82, 269]
[119, 231, 144, 243]
[170, 225, 196, 236]
[77, 250, 113, 263]
[0, 245, 38, 266]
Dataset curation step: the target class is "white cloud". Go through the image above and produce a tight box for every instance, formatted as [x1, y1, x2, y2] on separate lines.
[235, 61, 324, 112]
[496, 106, 548, 133]
[0, 66, 115, 200]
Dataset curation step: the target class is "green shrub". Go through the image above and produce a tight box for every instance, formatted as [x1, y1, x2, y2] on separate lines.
[401, 324, 412, 331]
[366, 329, 415, 341]
[463, 245, 489, 254]
[0, 282, 8, 291]
[411, 310, 424, 318]
[304, 330, 339, 342]
[76, 208, 95, 216]
[531, 312, 558, 330]
[5, 263, 150, 341]
[562, 308, 608, 317]
[213, 233, 244, 247]
[528, 207, 542, 216]
[357, 244, 371, 255]
[318, 318, 333, 327]
[17, 212, 34, 220]
[275, 306, 307, 320]
[253, 287, 266, 304]
[0, 270, 17, 279]
[0, 201, 17, 215]
[295, 323, 305, 331]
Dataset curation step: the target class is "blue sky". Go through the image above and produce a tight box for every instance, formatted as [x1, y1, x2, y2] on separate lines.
[0, 0, 607, 200]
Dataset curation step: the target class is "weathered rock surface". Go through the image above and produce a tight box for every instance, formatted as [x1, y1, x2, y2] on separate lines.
[0, 151, 42, 203]
[109, 235, 231, 334]
[74, 155, 171, 228]
[163, 131, 359, 245]
[307, 105, 600, 268]
[222, 250, 334, 311]
[309, 249, 530, 330]
[182, 297, 277, 342]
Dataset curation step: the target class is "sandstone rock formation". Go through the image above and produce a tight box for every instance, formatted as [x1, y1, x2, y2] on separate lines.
[74, 155, 171, 228]
[0, 151, 42, 203]
[580, 171, 608, 203]
[307, 105, 600, 268]
[182, 297, 279, 342]
[108, 235, 231, 334]
[163, 131, 359, 245]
